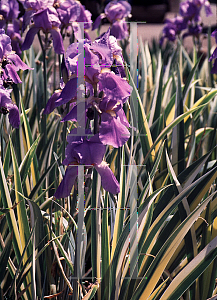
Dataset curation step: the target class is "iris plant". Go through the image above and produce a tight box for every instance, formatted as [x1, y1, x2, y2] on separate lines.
[45, 29, 132, 197]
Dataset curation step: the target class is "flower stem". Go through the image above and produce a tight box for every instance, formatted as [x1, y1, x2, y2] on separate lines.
[38, 32, 47, 146]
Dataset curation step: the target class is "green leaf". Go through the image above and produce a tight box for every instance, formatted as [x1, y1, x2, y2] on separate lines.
[0, 233, 13, 283]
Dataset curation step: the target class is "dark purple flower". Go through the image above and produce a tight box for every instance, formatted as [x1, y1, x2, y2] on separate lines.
[182, 23, 202, 38]
[180, 0, 212, 22]
[0, 29, 32, 84]
[180, 1, 201, 22]
[160, 16, 187, 45]
[22, 7, 64, 54]
[0, 85, 20, 128]
[54, 0, 80, 29]
[54, 130, 120, 198]
[93, 0, 131, 40]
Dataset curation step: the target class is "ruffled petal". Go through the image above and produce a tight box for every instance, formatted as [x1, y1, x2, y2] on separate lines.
[99, 112, 130, 148]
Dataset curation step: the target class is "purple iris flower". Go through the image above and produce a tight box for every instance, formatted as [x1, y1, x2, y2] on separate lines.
[0, 29, 32, 85]
[180, 0, 212, 22]
[22, 7, 65, 54]
[0, 0, 20, 27]
[209, 29, 217, 73]
[54, 130, 120, 198]
[160, 16, 187, 45]
[161, 0, 212, 44]
[92, 0, 131, 40]
[54, 0, 80, 29]
[72, 5, 92, 40]
[0, 84, 20, 128]
[44, 36, 114, 114]
[22, 0, 54, 30]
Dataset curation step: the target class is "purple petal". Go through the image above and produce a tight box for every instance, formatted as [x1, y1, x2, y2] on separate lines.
[74, 137, 106, 165]
[61, 102, 87, 124]
[90, 43, 113, 66]
[8, 103, 20, 128]
[55, 77, 77, 106]
[5, 64, 22, 83]
[21, 26, 40, 51]
[44, 90, 62, 114]
[8, 53, 33, 71]
[116, 107, 129, 127]
[99, 112, 130, 148]
[95, 161, 120, 194]
[110, 20, 129, 40]
[54, 166, 78, 198]
[50, 28, 65, 54]
[92, 14, 105, 31]
[209, 47, 217, 62]
[1, 93, 20, 128]
[98, 72, 132, 101]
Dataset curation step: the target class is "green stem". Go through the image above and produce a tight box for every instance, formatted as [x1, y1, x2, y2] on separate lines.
[37, 32, 47, 146]
[62, 103, 70, 160]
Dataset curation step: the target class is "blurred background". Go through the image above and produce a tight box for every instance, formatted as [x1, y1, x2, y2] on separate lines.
[84, 0, 217, 51]
[80, 0, 217, 23]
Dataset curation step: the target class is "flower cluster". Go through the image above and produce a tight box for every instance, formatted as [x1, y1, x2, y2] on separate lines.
[21, 0, 92, 53]
[160, 0, 212, 45]
[0, 0, 92, 55]
[92, 0, 131, 40]
[44, 29, 132, 197]
[0, 29, 32, 128]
